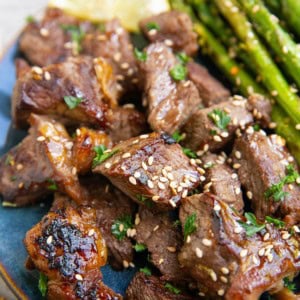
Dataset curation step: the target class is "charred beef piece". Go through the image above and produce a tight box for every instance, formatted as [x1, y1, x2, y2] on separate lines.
[139, 11, 198, 56]
[126, 272, 197, 300]
[107, 106, 148, 144]
[200, 153, 244, 213]
[0, 114, 86, 206]
[231, 131, 300, 223]
[12, 56, 119, 129]
[138, 43, 201, 134]
[72, 127, 113, 175]
[93, 132, 200, 210]
[187, 62, 230, 107]
[179, 193, 300, 299]
[134, 206, 188, 283]
[81, 176, 136, 270]
[24, 194, 121, 300]
[182, 96, 253, 152]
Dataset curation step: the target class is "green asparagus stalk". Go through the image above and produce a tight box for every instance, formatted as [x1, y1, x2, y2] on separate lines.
[263, 0, 280, 13]
[280, 0, 300, 38]
[272, 106, 300, 164]
[215, 0, 300, 125]
[238, 0, 300, 90]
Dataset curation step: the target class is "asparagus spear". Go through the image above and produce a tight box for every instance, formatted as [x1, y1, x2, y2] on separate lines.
[272, 106, 300, 164]
[215, 0, 300, 125]
[238, 0, 300, 90]
[280, 0, 300, 38]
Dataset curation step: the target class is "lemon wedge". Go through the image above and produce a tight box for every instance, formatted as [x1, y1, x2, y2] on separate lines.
[48, 0, 170, 32]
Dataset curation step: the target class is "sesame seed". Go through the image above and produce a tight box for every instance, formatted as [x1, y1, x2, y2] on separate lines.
[121, 62, 129, 69]
[282, 232, 291, 240]
[200, 176, 206, 182]
[213, 135, 222, 142]
[40, 28, 49, 37]
[44, 71, 51, 81]
[158, 182, 165, 190]
[220, 131, 229, 138]
[158, 258, 164, 265]
[267, 254, 273, 262]
[233, 163, 241, 169]
[132, 139, 139, 144]
[148, 156, 154, 165]
[18, 182, 24, 189]
[218, 290, 225, 296]
[122, 152, 131, 158]
[140, 134, 149, 139]
[263, 233, 270, 241]
[88, 229, 95, 236]
[32, 66, 43, 74]
[234, 226, 242, 234]
[37, 136, 45, 142]
[147, 179, 154, 189]
[46, 236, 53, 244]
[258, 248, 265, 256]
[75, 274, 83, 281]
[148, 29, 157, 36]
[235, 187, 241, 195]
[235, 151, 241, 159]
[153, 225, 159, 232]
[252, 255, 259, 264]
[231, 173, 238, 179]
[72, 167, 77, 175]
[247, 191, 253, 199]
[210, 270, 217, 282]
[186, 235, 191, 243]
[167, 173, 174, 181]
[182, 189, 188, 198]
[129, 176, 137, 185]
[271, 90, 278, 96]
[169, 199, 177, 208]
[240, 249, 248, 257]
[195, 247, 203, 258]
[202, 238, 212, 247]
[164, 39, 174, 46]
[296, 124, 300, 130]
[293, 225, 300, 232]
[167, 246, 176, 253]
[113, 52, 122, 62]
[119, 224, 124, 232]
[198, 292, 205, 297]
[116, 27, 124, 35]
[135, 214, 140, 225]
[16, 164, 23, 171]
[221, 267, 230, 275]
[152, 195, 160, 201]
[142, 161, 148, 171]
[214, 204, 221, 212]
[123, 260, 129, 268]
[220, 276, 228, 283]
[269, 122, 277, 129]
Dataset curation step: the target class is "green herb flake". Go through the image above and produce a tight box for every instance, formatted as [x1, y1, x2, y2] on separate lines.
[136, 194, 153, 208]
[111, 215, 133, 241]
[63, 96, 84, 109]
[47, 179, 58, 191]
[134, 48, 147, 62]
[5, 154, 14, 166]
[176, 52, 190, 65]
[38, 273, 48, 297]
[182, 147, 197, 159]
[10, 175, 17, 182]
[203, 161, 214, 169]
[265, 164, 300, 202]
[210, 129, 217, 135]
[253, 124, 260, 131]
[283, 277, 296, 292]
[170, 64, 187, 81]
[140, 266, 152, 276]
[183, 213, 197, 241]
[208, 109, 231, 131]
[60, 24, 85, 53]
[171, 131, 185, 143]
[238, 212, 265, 237]
[26, 15, 36, 23]
[165, 283, 181, 295]
[134, 243, 147, 252]
[146, 22, 160, 31]
[92, 145, 118, 168]
[173, 220, 181, 228]
[265, 216, 285, 228]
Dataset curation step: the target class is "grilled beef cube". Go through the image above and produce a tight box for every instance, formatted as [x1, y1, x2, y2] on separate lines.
[93, 132, 200, 210]
[0, 114, 85, 206]
[232, 131, 300, 223]
[81, 176, 136, 270]
[12, 56, 119, 129]
[126, 272, 197, 300]
[200, 153, 244, 212]
[179, 193, 300, 299]
[139, 43, 201, 134]
[134, 206, 188, 283]
[187, 62, 230, 107]
[107, 106, 148, 144]
[24, 194, 121, 299]
[139, 11, 198, 56]
[182, 96, 253, 152]
[73, 127, 113, 174]
[246, 94, 272, 128]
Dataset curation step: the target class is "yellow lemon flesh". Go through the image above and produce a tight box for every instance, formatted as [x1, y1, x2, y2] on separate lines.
[48, 0, 170, 32]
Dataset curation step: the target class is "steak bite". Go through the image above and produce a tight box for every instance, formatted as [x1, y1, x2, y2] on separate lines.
[126, 272, 197, 300]
[93, 132, 200, 210]
[0, 114, 86, 206]
[139, 43, 202, 134]
[187, 62, 230, 107]
[139, 11, 198, 56]
[179, 193, 300, 299]
[134, 206, 187, 283]
[231, 131, 300, 223]
[24, 194, 121, 299]
[12, 56, 120, 129]
[200, 153, 244, 213]
[182, 96, 253, 152]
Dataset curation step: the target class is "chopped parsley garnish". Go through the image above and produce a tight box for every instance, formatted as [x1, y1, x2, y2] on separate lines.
[171, 131, 185, 143]
[183, 213, 197, 241]
[5, 154, 14, 166]
[176, 52, 190, 65]
[140, 266, 152, 276]
[146, 22, 160, 31]
[136, 194, 153, 208]
[170, 64, 187, 81]
[173, 220, 181, 228]
[182, 148, 197, 159]
[10, 175, 17, 182]
[265, 216, 285, 228]
[111, 215, 133, 241]
[38, 273, 48, 297]
[208, 109, 231, 131]
[165, 283, 181, 295]
[63, 96, 84, 109]
[47, 179, 58, 191]
[134, 243, 147, 252]
[134, 48, 147, 61]
[26, 15, 36, 23]
[210, 129, 217, 135]
[253, 124, 260, 131]
[92, 145, 118, 168]
[283, 277, 296, 292]
[60, 24, 85, 53]
[265, 164, 300, 202]
[238, 212, 265, 237]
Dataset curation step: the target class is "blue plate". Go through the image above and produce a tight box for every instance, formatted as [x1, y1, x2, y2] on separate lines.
[0, 43, 136, 299]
